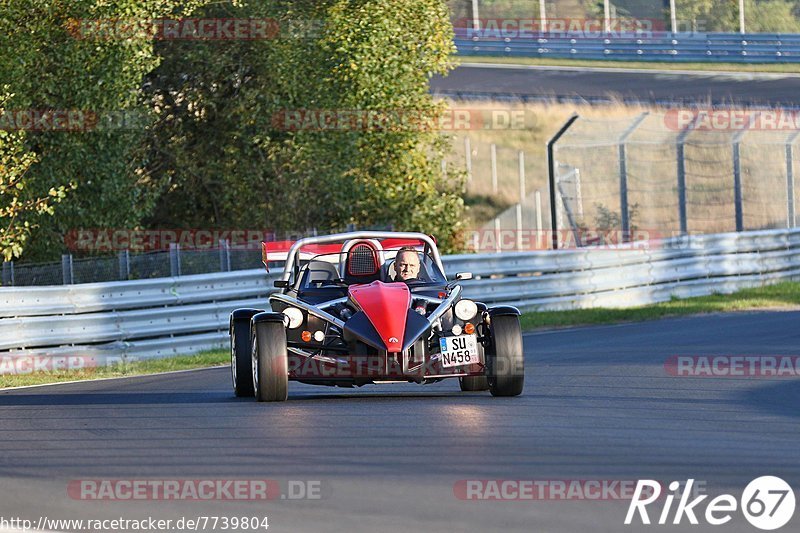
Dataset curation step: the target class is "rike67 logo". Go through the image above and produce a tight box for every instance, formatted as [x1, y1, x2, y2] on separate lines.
[625, 477, 795, 530]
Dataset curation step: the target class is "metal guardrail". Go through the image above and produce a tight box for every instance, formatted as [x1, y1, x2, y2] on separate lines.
[454, 32, 800, 63]
[1, 228, 799, 372]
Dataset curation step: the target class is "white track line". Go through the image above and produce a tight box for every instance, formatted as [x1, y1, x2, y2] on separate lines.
[459, 61, 800, 79]
[0, 365, 224, 392]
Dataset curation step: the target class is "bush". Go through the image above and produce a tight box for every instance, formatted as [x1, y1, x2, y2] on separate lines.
[144, 0, 466, 252]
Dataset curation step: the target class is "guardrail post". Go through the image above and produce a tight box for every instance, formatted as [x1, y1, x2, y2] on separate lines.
[739, 0, 746, 34]
[732, 143, 744, 231]
[619, 144, 630, 237]
[539, 0, 547, 33]
[676, 112, 705, 235]
[61, 254, 74, 285]
[471, 0, 479, 31]
[118, 250, 130, 281]
[491, 143, 498, 194]
[786, 130, 799, 228]
[669, 0, 677, 34]
[219, 239, 231, 272]
[535, 189, 543, 234]
[574, 169, 583, 219]
[677, 142, 688, 234]
[732, 113, 757, 232]
[517, 150, 526, 251]
[618, 113, 648, 241]
[464, 137, 472, 185]
[169, 243, 181, 277]
[1, 261, 13, 286]
[548, 113, 580, 249]
[556, 169, 583, 247]
[493, 217, 501, 254]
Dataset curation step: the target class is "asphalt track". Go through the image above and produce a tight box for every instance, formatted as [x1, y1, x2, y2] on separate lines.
[1, 311, 799, 533]
[431, 63, 800, 107]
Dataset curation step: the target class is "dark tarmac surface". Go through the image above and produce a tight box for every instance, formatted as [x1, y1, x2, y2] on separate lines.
[432, 63, 800, 107]
[1, 311, 798, 532]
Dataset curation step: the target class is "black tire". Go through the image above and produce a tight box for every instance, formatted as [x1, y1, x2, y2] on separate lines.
[231, 317, 254, 397]
[459, 375, 489, 391]
[251, 321, 289, 402]
[486, 315, 524, 397]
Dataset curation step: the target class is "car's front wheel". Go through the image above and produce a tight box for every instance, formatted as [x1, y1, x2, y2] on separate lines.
[251, 320, 289, 402]
[486, 315, 524, 397]
[231, 317, 254, 397]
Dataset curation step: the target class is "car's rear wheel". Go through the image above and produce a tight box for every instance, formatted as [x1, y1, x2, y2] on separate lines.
[251, 321, 289, 402]
[486, 315, 524, 397]
[459, 375, 489, 391]
[231, 317, 254, 397]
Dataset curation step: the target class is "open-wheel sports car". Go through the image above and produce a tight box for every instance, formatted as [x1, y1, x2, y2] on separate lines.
[230, 232, 524, 401]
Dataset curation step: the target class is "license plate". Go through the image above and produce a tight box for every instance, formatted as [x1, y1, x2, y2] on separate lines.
[439, 334, 480, 368]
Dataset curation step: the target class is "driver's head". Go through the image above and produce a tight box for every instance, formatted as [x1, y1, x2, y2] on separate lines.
[395, 248, 420, 282]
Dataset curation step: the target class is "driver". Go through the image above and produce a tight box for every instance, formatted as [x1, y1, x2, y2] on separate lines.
[394, 247, 421, 282]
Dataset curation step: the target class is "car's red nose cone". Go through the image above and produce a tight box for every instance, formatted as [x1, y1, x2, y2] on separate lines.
[349, 281, 410, 352]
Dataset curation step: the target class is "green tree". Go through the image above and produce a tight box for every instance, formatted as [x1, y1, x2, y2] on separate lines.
[0, 0, 201, 260]
[144, 0, 465, 251]
[745, 0, 800, 32]
[0, 92, 70, 262]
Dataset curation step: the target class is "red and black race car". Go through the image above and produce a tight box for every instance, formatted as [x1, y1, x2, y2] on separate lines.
[230, 231, 524, 401]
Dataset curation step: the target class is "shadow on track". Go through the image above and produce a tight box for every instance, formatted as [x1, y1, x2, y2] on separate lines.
[0, 389, 515, 406]
[284, 391, 499, 402]
[734, 379, 800, 419]
[0, 392, 246, 406]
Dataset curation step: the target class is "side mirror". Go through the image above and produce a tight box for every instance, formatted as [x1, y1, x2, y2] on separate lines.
[455, 272, 473, 281]
[273, 280, 290, 288]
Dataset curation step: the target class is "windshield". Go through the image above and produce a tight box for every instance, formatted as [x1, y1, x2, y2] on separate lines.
[294, 247, 446, 291]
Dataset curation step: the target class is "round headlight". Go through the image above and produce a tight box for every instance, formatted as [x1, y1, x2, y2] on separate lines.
[282, 307, 304, 329]
[454, 299, 478, 321]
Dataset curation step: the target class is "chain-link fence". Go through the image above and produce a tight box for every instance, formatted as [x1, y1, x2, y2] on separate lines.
[446, 0, 800, 34]
[8, 109, 800, 278]
[451, 108, 800, 252]
[550, 111, 800, 244]
[1, 227, 393, 287]
[1, 245, 265, 287]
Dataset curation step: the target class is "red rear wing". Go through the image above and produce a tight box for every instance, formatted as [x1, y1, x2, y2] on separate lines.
[261, 241, 342, 272]
[261, 238, 428, 272]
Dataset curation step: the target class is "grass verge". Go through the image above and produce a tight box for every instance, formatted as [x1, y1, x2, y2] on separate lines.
[520, 281, 800, 330]
[0, 350, 229, 389]
[461, 56, 800, 74]
[2, 282, 798, 389]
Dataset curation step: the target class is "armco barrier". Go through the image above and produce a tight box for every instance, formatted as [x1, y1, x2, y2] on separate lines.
[1, 228, 799, 373]
[454, 32, 800, 63]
